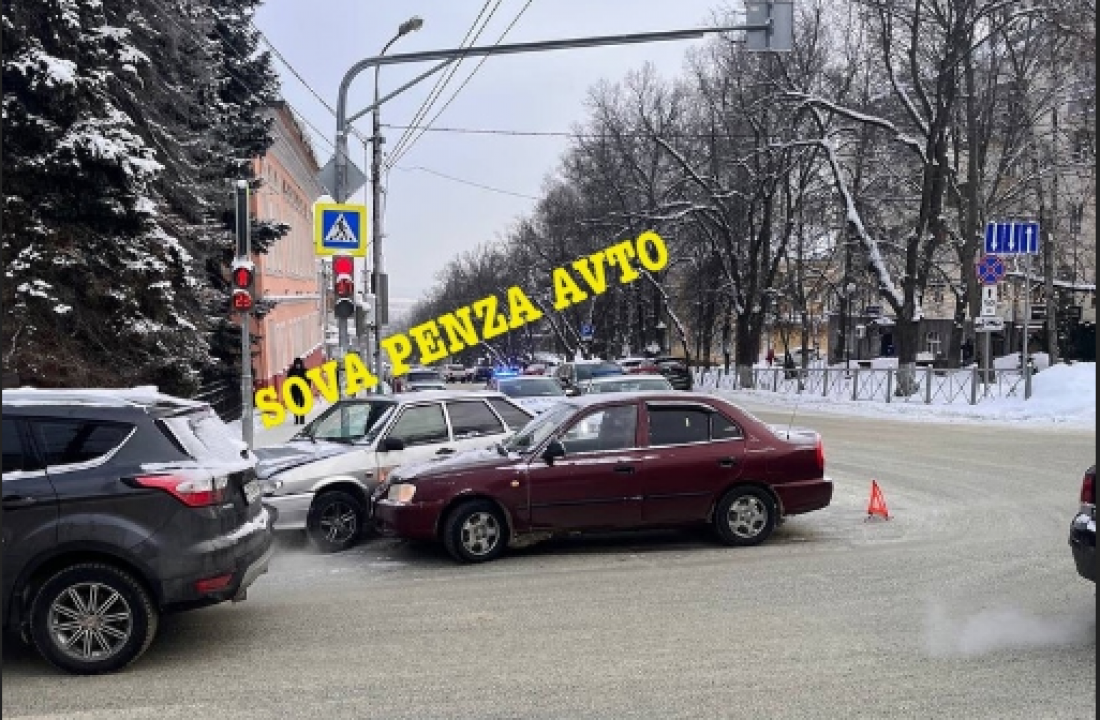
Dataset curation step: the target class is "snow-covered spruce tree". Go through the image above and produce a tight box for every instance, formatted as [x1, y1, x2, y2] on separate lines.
[3, 0, 208, 392]
[196, 0, 286, 409]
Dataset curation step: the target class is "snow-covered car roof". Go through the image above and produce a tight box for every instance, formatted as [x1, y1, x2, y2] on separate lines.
[2, 385, 208, 413]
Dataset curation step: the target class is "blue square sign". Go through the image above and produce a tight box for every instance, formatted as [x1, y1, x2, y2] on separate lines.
[984, 221, 1040, 255]
[314, 202, 367, 257]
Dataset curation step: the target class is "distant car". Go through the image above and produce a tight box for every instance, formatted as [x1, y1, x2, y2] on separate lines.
[579, 374, 674, 394]
[489, 376, 568, 414]
[374, 391, 832, 563]
[442, 364, 471, 383]
[625, 356, 693, 391]
[523, 363, 548, 376]
[472, 366, 494, 383]
[403, 369, 447, 392]
[2, 388, 273, 674]
[1070, 465, 1095, 583]
[254, 391, 534, 553]
[553, 360, 624, 394]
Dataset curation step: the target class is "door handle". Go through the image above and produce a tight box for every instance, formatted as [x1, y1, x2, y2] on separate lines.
[613, 465, 635, 474]
[2, 496, 40, 507]
[718, 457, 738, 468]
[436, 448, 456, 456]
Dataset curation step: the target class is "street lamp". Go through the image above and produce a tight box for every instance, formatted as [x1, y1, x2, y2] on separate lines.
[369, 16, 424, 391]
[845, 282, 856, 373]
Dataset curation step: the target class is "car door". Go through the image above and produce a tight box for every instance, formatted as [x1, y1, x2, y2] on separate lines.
[525, 403, 644, 531]
[444, 400, 511, 453]
[638, 402, 746, 525]
[2, 415, 59, 622]
[377, 402, 455, 470]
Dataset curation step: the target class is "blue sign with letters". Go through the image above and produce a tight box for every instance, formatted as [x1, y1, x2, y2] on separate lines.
[580, 323, 594, 340]
[984, 221, 1040, 255]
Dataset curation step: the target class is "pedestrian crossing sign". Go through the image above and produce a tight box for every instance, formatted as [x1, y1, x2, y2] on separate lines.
[314, 202, 368, 257]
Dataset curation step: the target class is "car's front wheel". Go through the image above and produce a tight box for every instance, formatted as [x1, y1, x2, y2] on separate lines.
[307, 490, 366, 553]
[442, 500, 508, 563]
[714, 487, 777, 547]
[29, 563, 159, 675]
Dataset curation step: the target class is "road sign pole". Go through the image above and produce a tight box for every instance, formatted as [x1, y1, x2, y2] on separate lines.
[983, 328, 991, 398]
[1023, 254, 1033, 399]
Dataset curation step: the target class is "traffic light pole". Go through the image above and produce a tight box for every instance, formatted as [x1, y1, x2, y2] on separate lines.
[235, 180, 254, 449]
[331, 19, 789, 379]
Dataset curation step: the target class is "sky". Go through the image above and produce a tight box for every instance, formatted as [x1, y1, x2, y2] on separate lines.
[253, 0, 737, 312]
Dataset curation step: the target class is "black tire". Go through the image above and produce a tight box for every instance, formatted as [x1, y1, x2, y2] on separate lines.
[713, 486, 778, 547]
[442, 500, 508, 564]
[307, 490, 366, 553]
[29, 563, 158, 675]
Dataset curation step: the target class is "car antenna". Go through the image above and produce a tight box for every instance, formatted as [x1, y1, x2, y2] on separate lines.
[785, 368, 804, 440]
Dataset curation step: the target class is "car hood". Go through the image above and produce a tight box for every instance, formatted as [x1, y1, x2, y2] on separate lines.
[510, 396, 566, 414]
[391, 446, 521, 483]
[253, 440, 358, 479]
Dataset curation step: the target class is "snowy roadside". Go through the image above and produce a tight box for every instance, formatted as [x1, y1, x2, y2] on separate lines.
[710, 362, 1095, 430]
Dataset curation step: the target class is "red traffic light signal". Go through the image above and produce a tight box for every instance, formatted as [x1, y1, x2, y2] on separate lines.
[230, 259, 255, 313]
[332, 255, 355, 319]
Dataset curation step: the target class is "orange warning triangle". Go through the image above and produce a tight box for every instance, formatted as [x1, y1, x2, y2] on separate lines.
[866, 480, 891, 520]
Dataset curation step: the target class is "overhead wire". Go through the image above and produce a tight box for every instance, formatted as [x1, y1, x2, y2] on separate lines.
[391, 166, 539, 200]
[386, 0, 536, 170]
[386, 0, 504, 164]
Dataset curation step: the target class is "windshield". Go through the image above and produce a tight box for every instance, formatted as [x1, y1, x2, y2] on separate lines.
[359, 404, 398, 446]
[503, 402, 574, 454]
[498, 378, 564, 398]
[589, 378, 672, 393]
[302, 400, 396, 443]
[408, 371, 443, 382]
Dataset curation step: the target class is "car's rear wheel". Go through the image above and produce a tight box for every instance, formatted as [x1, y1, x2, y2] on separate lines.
[29, 563, 158, 675]
[714, 487, 777, 547]
[442, 500, 508, 563]
[307, 490, 365, 553]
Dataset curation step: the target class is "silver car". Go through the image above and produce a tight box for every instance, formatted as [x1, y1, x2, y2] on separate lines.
[253, 390, 534, 552]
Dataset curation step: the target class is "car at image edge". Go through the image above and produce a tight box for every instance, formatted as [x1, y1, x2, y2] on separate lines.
[2, 387, 274, 675]
[1069, 464, 1095, 583]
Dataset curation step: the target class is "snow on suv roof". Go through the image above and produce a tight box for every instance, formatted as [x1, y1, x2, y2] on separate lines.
[2, 386, 208, 412]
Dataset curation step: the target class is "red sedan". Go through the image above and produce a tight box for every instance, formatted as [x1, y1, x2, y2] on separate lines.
[372, 392, 832, 563]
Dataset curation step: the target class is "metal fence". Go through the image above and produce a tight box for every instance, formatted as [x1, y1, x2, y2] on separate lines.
[693, 365, 1033, 405]
[193, 379, 243, 422]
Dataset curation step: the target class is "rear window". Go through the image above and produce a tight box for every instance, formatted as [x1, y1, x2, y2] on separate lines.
[30, 419, 134, 466]
[408, 371, 443, 382]
[162, 407, 251, 465]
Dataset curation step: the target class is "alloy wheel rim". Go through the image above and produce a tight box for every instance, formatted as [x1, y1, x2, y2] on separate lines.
[460, 512, 501, 556]
[727, 496, 768, 539]
[49, 582, 134, 662]
[320, 501, 358, 543]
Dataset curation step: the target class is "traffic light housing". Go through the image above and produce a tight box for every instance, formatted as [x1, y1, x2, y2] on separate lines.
[230, 259, 255, 313]
[333, 255, 355, 320]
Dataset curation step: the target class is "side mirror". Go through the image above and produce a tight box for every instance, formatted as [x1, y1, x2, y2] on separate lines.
[541, 439, 566, 465]
[380, 437, 406, 453]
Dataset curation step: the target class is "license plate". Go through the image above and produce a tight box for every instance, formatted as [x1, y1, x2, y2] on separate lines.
[242, 480, 261, 505]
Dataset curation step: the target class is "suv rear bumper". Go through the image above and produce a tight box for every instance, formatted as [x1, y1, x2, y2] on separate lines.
[1069, 509, 1095, 583]
[159, 505, 276, 611]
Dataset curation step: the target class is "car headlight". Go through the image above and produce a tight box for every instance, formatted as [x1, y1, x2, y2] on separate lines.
[386, 483, 417, 503]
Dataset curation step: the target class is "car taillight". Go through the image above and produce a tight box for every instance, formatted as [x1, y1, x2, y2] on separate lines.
[816, 439, 825, 473]
[1081, 471, 1095, 505]
[133, 472, 228, 507]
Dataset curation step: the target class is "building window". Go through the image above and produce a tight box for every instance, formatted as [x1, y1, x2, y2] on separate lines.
[926, 331, 942, 356]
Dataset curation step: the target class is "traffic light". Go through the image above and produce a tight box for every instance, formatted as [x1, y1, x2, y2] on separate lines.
[230, 259, 255, 313]
[333, 255, 355, 320]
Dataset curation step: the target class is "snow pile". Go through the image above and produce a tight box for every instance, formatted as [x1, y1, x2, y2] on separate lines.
[718, 362, 1095, 429]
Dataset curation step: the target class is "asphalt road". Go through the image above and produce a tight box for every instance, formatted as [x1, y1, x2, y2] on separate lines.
[3, 401, 1095, 719]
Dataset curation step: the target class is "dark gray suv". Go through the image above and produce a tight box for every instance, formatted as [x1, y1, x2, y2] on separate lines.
[2, 388, 274, 674]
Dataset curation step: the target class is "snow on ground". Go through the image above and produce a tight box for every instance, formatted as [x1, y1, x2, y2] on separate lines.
[715, 361, 1095, 429]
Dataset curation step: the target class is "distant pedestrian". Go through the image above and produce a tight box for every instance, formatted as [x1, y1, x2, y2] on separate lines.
[286, 358, 309, 424]
[766, 347, 775, 367]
